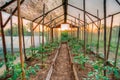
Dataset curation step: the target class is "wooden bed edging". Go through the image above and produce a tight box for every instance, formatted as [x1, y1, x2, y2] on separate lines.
[45, 44, 61, 80]
[67, 44, 79, 80]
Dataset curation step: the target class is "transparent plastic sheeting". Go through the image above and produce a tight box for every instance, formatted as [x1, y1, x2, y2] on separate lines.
[68, 0, 120, 23]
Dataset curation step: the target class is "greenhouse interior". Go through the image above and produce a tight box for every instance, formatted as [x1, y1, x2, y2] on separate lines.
[0, 0, 120, 80]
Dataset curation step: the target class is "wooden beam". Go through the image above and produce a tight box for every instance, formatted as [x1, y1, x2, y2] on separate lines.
[63, 0, 68, 23]
[88, 11, 120, 24]
[114, 26, 120, 67]
[0, 11, 9, 71]
[44, 14, 64, 25]
[17, 0, 25, 79]
[106, 16, 113, 60]
[32, 4, 63, 22]
[10, 9, 14, 55]
[96, 10, 100, 57]
[67, 19, 80, 27]
[0, 0, 17, 11]
[68, 3, 100, 20]
[21, 18, 27, 60]
[67, 14, 87, 24]
[86, 14, 99, 28]
[42, 4, 45, 65]
[3, 0, 25, 28]
[47, 19, 64, 27]
[116, 0, 120, 6]
[83, 0, 86, 59]
[103, 0, 107, 76]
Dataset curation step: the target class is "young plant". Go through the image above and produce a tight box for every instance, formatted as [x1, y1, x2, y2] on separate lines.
[74, 54, 89, 69]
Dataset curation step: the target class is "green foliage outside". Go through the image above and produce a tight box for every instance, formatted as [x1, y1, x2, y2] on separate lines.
[4, 24, 31, 36]
[61, 31, 69, 42]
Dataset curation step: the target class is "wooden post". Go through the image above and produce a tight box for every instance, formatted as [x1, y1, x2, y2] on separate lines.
[103, 0, 107, 76]
[10, 9, 14, 55]
[83, 0, 86, 59]
[0, 11, 9, 71]
[114, 26, 120, 67]
[42, 4, 45, 46]
[17, 0, 25, 79]
[51, 28, 53, 42]
[77, 26, 80, 39]
[107, 16, 114, 60]
[96, 10, 100, 55]
[39, 25, 41, 44]
[78, 14, 80, 40]
[21, 18, 27, 60]
[91, 23, 93, 44]
[71, 20, 72, 37]
[50, 16, 53, 43]
[42, 4, 45, 65]
[30, 22, 34, 54]
[47, 27, 50, 42]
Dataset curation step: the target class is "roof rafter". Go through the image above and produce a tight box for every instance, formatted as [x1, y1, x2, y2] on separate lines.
[3, 0, 25, 28]
[86, 14, 99, 28]
[44, 14, 64, 25]
[47, 19, 64, 27]
[0, 0, 17, 11]
[32, 4, 63, 22]
[116, 0, 120, 6]
[68, 3, 100, 20]
[67, 14, 88, 24]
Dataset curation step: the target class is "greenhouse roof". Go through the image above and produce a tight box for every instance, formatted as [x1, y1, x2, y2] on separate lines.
[0, 0, 120, 26]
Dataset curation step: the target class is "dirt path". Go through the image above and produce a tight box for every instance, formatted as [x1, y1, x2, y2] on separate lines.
[50, 43, 74, 80]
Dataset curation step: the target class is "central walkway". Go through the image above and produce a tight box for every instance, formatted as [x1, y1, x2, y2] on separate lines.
[51, 43, 74, 80]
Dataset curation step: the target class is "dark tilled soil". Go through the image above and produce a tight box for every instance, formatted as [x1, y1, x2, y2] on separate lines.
[29, 49, 57, 80]
[51, 43, 74, 80]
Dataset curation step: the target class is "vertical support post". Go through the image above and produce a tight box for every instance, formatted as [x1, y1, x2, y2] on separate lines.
[21, 18, 27, 60]
[114, 26, 120, 67]
[31, 22, 34, 54]
[83, 0, 86, 59]
[78, 14, 80, 40]
[96, 10, 100, 55]
[0, 11, 9, 71]
[103, 0, 107, 76]
[50, 15, 53, 43]
[51, 28, 53, 42]
[54, 21, 57, 41]
[77, 26, 80, 39]
[107, 16, 114, 60]
[39, 25, 41, 44]
[77, 15, 80, 39]
[33, 28, 35, 48]
[91, 23, 93, 44]
[71, 20, 72, 37]
[47, 27, 49, 42]
[17, 0, 25, 79]
[10, 9, 14, 55]
[42, 4, 45, 65]
[42, 4, 45, 46]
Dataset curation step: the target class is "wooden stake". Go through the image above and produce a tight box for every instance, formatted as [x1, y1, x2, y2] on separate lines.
[17, 0, 25, 79]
